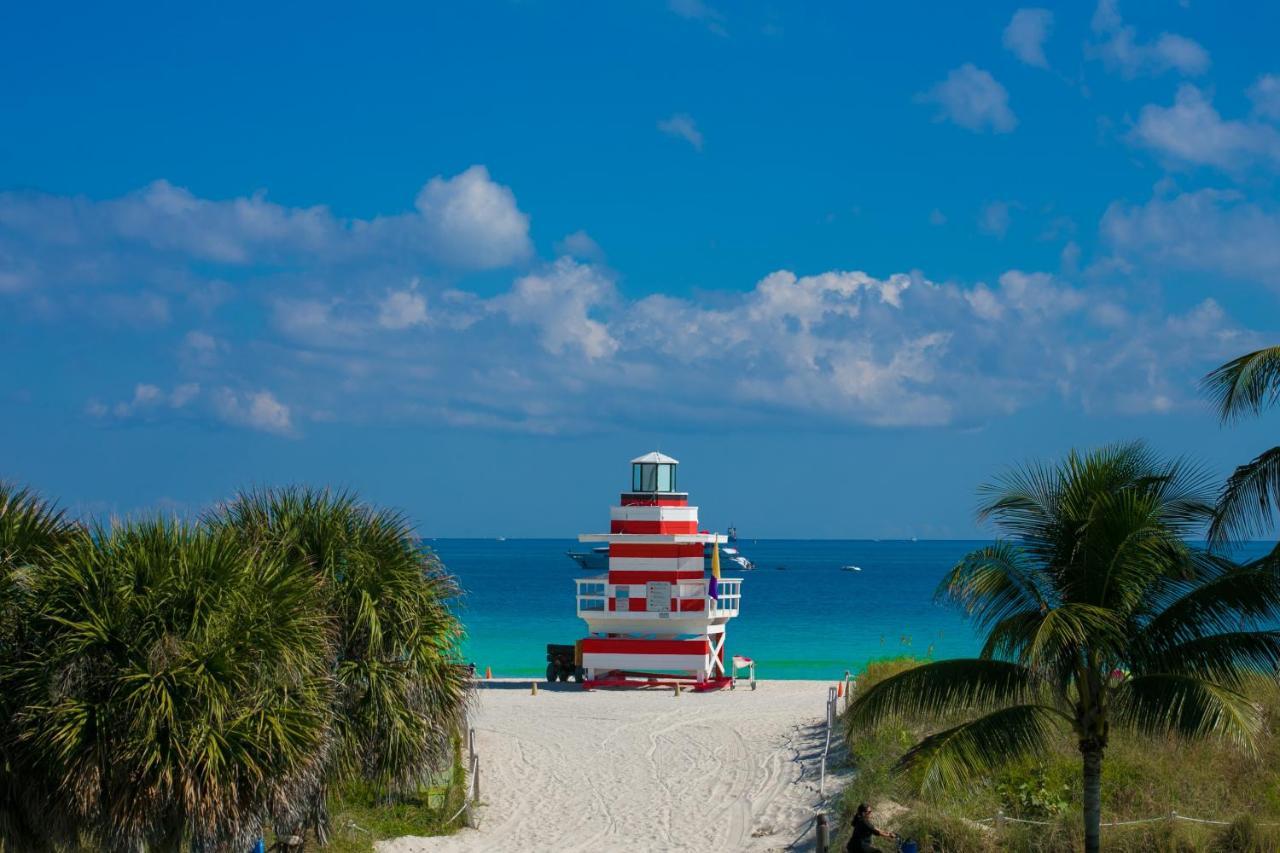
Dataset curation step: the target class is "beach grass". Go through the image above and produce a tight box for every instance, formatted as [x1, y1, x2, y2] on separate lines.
[835, 657, 1280, 852]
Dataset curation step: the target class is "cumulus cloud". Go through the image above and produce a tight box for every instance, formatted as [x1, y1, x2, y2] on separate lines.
[494, 258, 618, 360]
[555, 230, 604, 261]
[918, 65, 1017, 133]
[378, 280, 429, 330]
[212, 389, 293, 435]
[979, 201, 1014, 238]
[658, 113, 705, 151]
[1130, 85, 1280, 172]
[1088, 0, 1209, 78]
[667, 0, 727, 36]
[7, 178, 1261, 435]
[1248, 74, 1280, 121]
[0, 165, 532, 293]
[1003, 8, 1054, 69]
[1101, 187, 1280, 286]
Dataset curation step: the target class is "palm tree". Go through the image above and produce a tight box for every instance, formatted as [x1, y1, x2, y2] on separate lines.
[1203, 345, 1280, 544]
[211, 488, 470, 841]
[0, 484, 84, 851]
[845, 443, 1280, 853]
[8, 518, 335, 851]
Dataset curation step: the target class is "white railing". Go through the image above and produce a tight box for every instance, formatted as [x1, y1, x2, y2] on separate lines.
[575, 577, 742, 619]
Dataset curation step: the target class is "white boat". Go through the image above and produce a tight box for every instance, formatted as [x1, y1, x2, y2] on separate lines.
[841, 565, 862, 572]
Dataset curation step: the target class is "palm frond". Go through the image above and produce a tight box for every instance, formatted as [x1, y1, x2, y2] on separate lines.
[1131, 631, 1280, 687]
[845, 659, 1043, 733]
[896, 704, 1067, 793]
[1208, 446, 1280, 545]
[1137, 560, 1280, 648]
[1113, 674, 1260, 749]
[939, 541, 1052, 634]
[1202, 345, 1280, 422]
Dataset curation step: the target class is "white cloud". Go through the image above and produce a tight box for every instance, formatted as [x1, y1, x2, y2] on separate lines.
[1248, 74, 1280, 121]
[918, 64, 1017, 133]
[555, 230, 604, 261]
[1088, 0, 1209, 78]
[378, 280, 429, 330]
[408, 166, 532, 268]
[979, 201, 1013, 238]
[658, 113, 705, 151]
[1130, 85, 1280, 172]
[1003, 8, 1054, 69]
[0, 166, 532, 291]
[9, 178, 1263, 435]
[212, 388, 293, 435]
[667, 0, 727, 36]
[494, 258, 618, 360]
[1101, 187, 1280, 286]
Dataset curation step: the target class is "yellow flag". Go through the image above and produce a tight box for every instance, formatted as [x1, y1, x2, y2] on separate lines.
[711, 535, 721, 579]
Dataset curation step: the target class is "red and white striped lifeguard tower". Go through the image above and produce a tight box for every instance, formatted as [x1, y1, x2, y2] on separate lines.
[574, 452, 749, 691]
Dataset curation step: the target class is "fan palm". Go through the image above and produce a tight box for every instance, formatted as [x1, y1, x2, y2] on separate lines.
[0, 484, 85, 851]
[1202, 345, 1280, 544]
[845, 443, 1280, 853]
[211, 488, 469, 841]
[8, 518, 335, 851]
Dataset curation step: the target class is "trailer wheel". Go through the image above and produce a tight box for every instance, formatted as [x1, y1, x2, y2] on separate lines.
[545, 663, 557, 684]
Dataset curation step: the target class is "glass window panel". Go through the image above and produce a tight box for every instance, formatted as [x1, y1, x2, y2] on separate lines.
[657, 464, 672, 491]
[632, 464, 642, 491]
[641, 463, 658, 491]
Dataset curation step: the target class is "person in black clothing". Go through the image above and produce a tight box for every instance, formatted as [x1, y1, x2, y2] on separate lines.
[847, 803, 896, 852]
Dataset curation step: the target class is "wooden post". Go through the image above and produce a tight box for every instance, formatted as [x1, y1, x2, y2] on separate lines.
[473, 756, 481, 802]
[468, 727, 475, 764]
[815, 813, 828, 853]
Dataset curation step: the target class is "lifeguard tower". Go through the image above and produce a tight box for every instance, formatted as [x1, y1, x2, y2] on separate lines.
[573, 452, 749, 691]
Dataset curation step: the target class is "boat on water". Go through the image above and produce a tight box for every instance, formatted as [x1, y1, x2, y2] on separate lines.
[841, 565, 862, 572]
[727, 524, 738, 543]
[566, 542, 755, 573]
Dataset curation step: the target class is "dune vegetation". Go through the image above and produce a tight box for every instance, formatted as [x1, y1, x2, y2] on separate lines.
[0, 485, 469, 852]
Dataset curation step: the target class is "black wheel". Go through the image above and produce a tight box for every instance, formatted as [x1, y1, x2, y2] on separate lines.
[545, 663, 557, 683]
[558, 668, 570, 682]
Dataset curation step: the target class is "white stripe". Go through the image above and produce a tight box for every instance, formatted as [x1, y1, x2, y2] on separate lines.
[583, 653, 708, 672]
[608, 505, 699, 523]
[607, 556, 705, 573]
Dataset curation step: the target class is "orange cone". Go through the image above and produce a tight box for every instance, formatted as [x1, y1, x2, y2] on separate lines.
[484, 666, 492, 680]
[837, 681, 844, 698]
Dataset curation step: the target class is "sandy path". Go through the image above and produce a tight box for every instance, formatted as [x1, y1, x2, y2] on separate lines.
[377, 679, 839, 853]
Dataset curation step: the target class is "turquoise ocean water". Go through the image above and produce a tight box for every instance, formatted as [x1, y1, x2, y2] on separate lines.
[436, 538, 1272, 680]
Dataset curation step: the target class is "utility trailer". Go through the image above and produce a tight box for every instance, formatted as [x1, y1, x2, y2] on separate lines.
[545, 642, 585, 683]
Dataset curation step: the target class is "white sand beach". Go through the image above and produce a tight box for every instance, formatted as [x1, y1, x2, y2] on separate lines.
[378, 679, 844, 853]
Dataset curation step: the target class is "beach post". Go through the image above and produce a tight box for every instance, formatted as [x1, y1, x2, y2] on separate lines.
[815, 813, 828, 852]
[484, 666, 492, 679]
[531, 681, 538, 696]
[673, 682, 682, 697]
[468, 727, 476, 764]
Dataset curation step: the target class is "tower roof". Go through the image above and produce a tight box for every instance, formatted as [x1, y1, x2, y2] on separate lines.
[631, 451, 679, 464]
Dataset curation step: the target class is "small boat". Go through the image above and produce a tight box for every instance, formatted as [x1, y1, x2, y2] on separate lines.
[727, 524, 738, 542]
[566, 543, 755, 572]
[841, 565, 862, 572]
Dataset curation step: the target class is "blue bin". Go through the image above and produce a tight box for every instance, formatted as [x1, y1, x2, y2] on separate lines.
[900, 842, 918, 853]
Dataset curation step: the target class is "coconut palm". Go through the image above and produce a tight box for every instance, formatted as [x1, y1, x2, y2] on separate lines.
[845, 443, 1280, 853]
[8, 518, 335, 851]
[1203, 345, 1280, 544]
[211, 488, 469, 840]
[0, 484, 84, 851]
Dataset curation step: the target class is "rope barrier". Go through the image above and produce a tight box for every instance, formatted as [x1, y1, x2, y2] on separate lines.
[972, 812, 1280, 829]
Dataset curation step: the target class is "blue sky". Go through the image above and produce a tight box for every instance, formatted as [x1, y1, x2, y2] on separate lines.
[3, 0, 1279, 537]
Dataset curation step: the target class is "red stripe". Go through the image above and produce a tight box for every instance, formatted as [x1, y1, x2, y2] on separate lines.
[609, 520, 699, 534]
[608, 570, 705, 584]
[610, 543, 704, 558]
[627, 598, 647, 612]
[582, 638, 709, 655]
[678, 598, 705, 612]
[620, 495, 688, 506]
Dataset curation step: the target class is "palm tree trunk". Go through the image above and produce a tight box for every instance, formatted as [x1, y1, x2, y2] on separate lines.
[1081, 743, 1103, 853]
